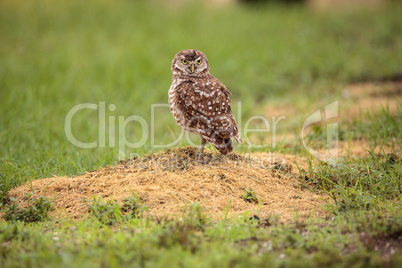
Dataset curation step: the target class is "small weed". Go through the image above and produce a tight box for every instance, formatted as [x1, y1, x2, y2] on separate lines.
[84, 196, 123, 225]
[157, 203, 208, 253]
[181, 203, 209, 231]
[84, 194, 146, 225]
[333, 187, 376, 212]
[121, 195, 143, 217]
[242, 188, 259, 203]
[0, 192, 53, 222]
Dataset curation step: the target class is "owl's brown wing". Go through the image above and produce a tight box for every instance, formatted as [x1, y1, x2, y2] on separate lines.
[175, 79, 241, 148]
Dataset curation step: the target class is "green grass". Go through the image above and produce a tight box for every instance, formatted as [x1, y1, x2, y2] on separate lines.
[0, 0, 401, 267]
[0, 203, 401, 267]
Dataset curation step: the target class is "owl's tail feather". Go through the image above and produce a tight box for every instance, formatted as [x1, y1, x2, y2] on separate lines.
[234, 136, 243, 144]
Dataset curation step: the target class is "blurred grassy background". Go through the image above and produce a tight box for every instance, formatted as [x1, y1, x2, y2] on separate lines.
[0, 0, 401, 194]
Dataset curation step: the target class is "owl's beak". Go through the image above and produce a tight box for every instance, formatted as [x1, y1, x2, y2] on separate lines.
[191, 64, 195, 73]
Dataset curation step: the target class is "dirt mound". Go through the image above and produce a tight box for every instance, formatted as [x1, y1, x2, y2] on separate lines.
[8, 147, 329, 222]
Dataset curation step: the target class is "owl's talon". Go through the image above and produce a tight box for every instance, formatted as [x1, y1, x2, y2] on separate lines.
[195, 155, 204, 165]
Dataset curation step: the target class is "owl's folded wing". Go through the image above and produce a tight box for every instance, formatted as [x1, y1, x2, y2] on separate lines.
[176, 81, 240, 141]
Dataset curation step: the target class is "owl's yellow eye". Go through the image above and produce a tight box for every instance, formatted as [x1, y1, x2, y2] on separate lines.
[181, 59, 188, 65]
[196, 59, 202, 64]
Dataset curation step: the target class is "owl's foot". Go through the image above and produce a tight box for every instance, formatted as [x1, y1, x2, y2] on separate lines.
[195, 153, 204, 165]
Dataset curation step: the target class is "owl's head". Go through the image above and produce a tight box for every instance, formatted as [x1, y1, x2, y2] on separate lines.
[171, 49, 210, 77]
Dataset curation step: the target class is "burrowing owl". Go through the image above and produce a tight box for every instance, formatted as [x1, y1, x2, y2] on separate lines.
[168, 49, 242, 160]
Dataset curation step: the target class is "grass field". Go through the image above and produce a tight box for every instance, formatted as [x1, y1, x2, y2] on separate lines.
[1, 0, 401, 267]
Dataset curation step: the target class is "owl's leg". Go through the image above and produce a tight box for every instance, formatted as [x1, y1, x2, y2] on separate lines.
[197, 136, 206, 162]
